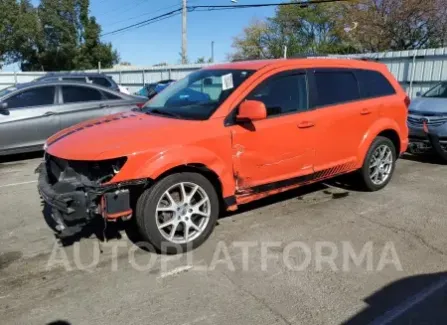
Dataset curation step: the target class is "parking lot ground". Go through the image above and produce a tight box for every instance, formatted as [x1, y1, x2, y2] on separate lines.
[0, 153, 446, 325]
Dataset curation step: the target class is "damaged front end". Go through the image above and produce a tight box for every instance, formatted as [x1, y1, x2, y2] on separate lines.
[37, 153, 146, 238]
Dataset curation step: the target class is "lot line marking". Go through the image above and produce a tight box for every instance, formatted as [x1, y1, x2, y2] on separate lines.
[0, 180, 37, 188]
[368, 277, 447, 325]
[158, 265, 193, 279]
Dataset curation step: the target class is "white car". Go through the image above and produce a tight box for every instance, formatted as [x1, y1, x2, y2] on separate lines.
[118, 85, 130, 95]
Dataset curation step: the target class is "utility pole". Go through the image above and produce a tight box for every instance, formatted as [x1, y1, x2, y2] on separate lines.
[182, 0, 187, 64]
[211, 41, 215, 63]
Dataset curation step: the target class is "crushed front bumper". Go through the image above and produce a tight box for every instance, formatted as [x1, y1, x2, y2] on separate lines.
[37, 160, 146, 239]
[37, 163, 98, 237]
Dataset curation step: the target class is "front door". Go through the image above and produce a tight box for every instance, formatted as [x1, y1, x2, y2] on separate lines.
[230, 70, 317, 191]
[0, 86, 58, 152]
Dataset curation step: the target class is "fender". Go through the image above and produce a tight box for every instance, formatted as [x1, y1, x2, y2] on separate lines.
[357, 117, 402, 166]
[112, 145, 236, 198]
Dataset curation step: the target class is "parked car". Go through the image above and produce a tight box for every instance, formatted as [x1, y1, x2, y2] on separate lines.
[35, 72, 123, 93]
[0, 81, 146, 155]
[39, 59, 409, 252]
[118, 84, 130, 95]
[408, 82, 447, 159]
[136, 79, 175, 99]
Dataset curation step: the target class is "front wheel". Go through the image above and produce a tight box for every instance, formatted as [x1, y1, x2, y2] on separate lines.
[358, 136, 397, 191]
[136, 172, 219, 253]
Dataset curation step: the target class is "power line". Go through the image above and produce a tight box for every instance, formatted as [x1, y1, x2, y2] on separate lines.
[101, 0, 349, 38]
[102, 8, 183, 37]
[102, 0, 203, 28]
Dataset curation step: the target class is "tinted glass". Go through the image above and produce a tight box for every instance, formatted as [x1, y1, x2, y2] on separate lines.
[103, 91, 122, 100]
[62, 86, 103, 103]
[6, 86, 55, 109]
[89, 77, 111, 88]
[357, 70, 395, 98]
[62, 77, 87, 83]
[246, 73, 308, 117]
[423, 82, 447, 98]
[315, 70, 360, 106]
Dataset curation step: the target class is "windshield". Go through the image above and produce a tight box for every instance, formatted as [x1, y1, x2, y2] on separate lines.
[423, 82, 447, 98]
[0, 87, 16, 98]
[143, 69, 255, 120]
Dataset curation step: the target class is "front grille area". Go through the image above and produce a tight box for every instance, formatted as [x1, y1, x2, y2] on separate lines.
[45, 154, 127, 185]
[408, 116, 447, 128]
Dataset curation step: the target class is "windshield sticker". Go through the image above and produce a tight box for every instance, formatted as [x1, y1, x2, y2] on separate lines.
[222, 73, 234, 91]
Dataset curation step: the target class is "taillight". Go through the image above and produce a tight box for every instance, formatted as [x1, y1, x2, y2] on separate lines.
[136, 103, 145, 109]
[404, 96, 411, 108]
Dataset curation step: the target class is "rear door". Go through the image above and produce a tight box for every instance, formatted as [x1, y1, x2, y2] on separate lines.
[308, 68, 379, 172]
[58, 85, 111, 130]
[0, 86, 58, 152]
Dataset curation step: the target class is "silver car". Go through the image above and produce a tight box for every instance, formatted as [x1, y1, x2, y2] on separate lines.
[0, 81, 147, 155]
[408, 81, 447, 159]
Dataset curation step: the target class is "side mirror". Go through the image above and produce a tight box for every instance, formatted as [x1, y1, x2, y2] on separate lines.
[236, 100, 267, 122]
[0, 102, 9, 115]
[416, 91, 422, 97]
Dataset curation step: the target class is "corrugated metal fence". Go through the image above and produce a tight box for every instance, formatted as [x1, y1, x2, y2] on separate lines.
[1, 47, 447, 98]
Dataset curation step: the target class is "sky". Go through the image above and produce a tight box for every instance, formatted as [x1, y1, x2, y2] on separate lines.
[25, 0, 277, 67]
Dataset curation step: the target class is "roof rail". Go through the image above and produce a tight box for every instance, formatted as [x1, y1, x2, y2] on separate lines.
[289, 54, 380, 61]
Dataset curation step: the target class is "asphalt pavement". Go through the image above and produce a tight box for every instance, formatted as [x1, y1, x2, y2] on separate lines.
[0, 152, 446, 325]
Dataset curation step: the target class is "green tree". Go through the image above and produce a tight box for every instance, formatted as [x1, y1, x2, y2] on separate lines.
[336, 0, 447, 52]
[229, 3, 353, 60]
[0, 0, 41, 68]
[1, 0, 119, 71]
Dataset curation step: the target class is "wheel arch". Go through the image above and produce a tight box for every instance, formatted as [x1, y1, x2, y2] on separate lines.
[358, 119, 403, 166]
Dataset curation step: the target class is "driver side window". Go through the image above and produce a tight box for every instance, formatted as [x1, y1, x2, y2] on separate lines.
[246, 72, 308, 117]
[6, 87, 55, 109]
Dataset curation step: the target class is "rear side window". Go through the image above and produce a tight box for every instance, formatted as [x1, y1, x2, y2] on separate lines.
[314, 70, 360, 107]
[62, 77, 87, 83]
[246, 73, 308, 117]
[89, 77, 112, 88]
[6, 86, 55, 109]
[62, 86, 103, 103]
[356, 69, 396, 98]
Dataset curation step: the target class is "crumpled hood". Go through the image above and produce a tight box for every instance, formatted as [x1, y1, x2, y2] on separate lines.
[409, 97, 447, 115]
[46, 111, 186, 160]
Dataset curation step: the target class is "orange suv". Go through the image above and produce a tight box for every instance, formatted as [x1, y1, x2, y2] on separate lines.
[38, 58, 409, 252]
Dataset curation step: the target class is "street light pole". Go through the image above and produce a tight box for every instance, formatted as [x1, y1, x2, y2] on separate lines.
[182, 0, 187, 64]
[211, 41, 215, 63]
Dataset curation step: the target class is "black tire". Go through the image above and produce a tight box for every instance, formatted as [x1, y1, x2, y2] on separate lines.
[135, 172, 219, 254]
[358, 136, 397, 191]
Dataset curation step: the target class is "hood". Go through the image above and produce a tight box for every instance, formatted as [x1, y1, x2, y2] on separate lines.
[409, 97, 447, 115]
[46, 111, 189, 160]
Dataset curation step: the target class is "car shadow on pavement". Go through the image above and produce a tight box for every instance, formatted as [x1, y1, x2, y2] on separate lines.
[401, 152, 447, 165]
[342, 272, 447, 325]
[0, 151, 43, 163]
[46, 321, 71, 325]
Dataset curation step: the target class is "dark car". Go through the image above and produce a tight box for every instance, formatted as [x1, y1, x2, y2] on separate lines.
[135, 79, 175, 99]
[35, 72, 121, 93]
[0, 80, 146, 155]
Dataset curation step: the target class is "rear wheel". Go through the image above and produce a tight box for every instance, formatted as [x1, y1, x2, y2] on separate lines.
[358, 136, 397, 191]
[136, 172, 219, 253]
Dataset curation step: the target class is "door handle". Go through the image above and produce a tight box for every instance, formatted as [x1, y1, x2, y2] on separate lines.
[360, 108, 372, 115]
[298, 121, 315, 129]
[44, 111, 55, 116]
[99, 103, 109, 108]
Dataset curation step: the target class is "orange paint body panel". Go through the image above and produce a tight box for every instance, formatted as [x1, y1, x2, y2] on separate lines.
[45, 58, 409, 211]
